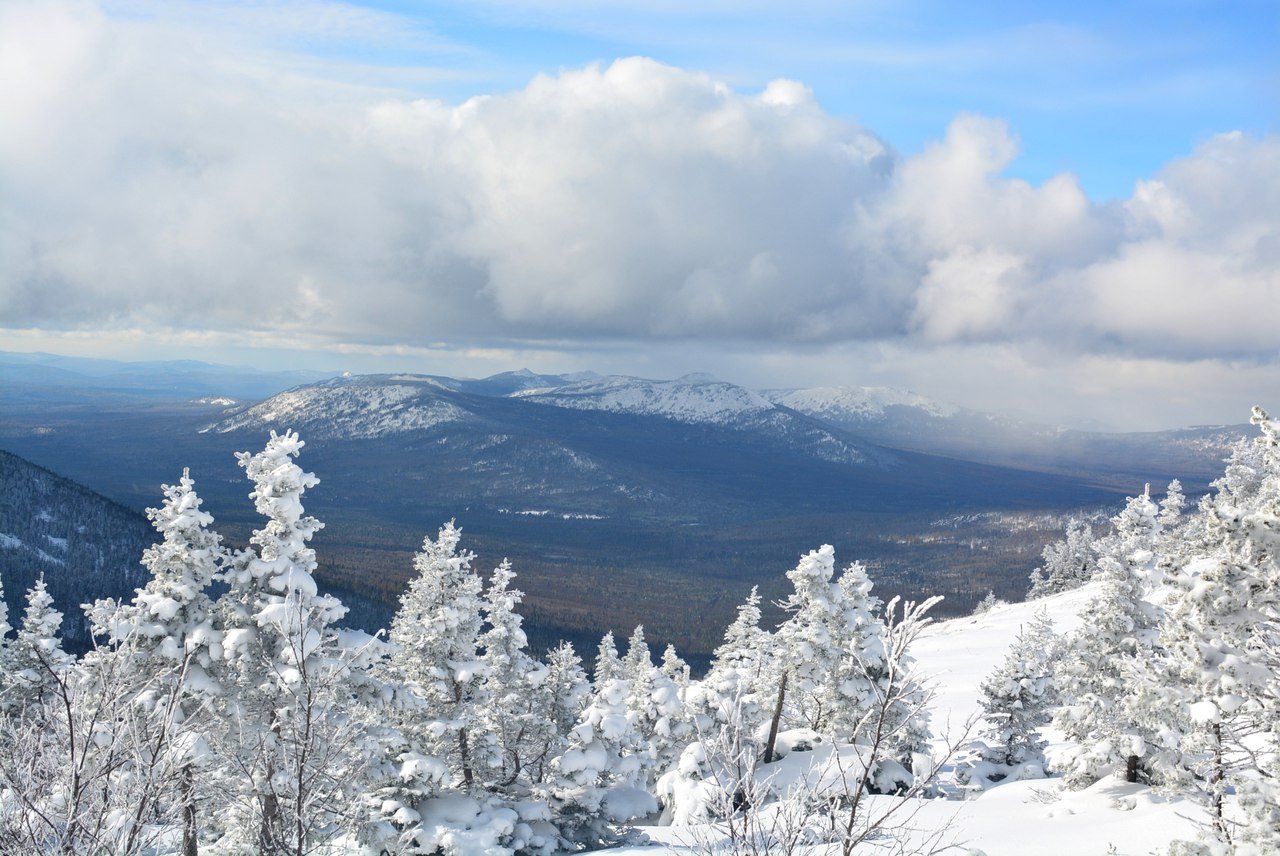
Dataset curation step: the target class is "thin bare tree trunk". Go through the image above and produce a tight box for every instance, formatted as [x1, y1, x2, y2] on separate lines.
[762, 670, 788, 764]
[1211, 722, 1226, 839]
[182, 766, 198, 856]
[260, 759, 280, 856]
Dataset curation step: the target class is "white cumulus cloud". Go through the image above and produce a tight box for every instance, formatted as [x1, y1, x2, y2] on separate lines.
[1, 0, 1278, 429]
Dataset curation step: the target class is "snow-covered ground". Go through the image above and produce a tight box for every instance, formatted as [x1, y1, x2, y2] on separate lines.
[514, 374, 775, 425]
[914, 584, 1097, 744]
[614, 584, 1209, 856]
[768, 385, 959, 421]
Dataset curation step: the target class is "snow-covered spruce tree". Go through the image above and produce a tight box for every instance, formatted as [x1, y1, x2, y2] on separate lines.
[688, 586, 771, 742]
[660, 644, 691, 690]
[544, 641, 592, 742]
[476, 560, 557, 794]
[371, 522, 555, 855]
[764, 547, 931, 778]
[80, 469, 228, 856]
[1155, 408, 1280, 848]
[3, 575, 74, 713]
[958, 609, 1059, 788]
[595, 630, 622, 684]
[548, 673, 655, 848]
[212, 430, 386, 854]
[766, 545, 853, 736]
[1053, 488, 1165, 789]
[619, 626, 690, 787]
[0, 576, 196, 855]
[1028, 519, 1096, 597]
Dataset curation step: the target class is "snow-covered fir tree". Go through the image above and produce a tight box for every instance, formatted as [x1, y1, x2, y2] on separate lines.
[762, 547, 933, 791]
[213, 430, 385, 853]
[768, 545, 852, 734]
[618, 625, 687, 785]
[960, 609, 1059, 787]
[544, 641, 592, 741]
[549, 674, 655, 847]
[972, 589, 1001, 614]
[370, 520, 487, 851]
[81, 469, 228, 854]
[622, 625, 652, 692]
[641, 643, 692, 785]
[5, 575, 74, 712]
[1028, 519, 1096, 597]
[660, 643, 690, 690]
[381, 519, 487, 786]
[689, 586, 771, 740]
[372, 522, 560, 856]
[1159, 479, 1186, 531]
[1053, 488, 1166, 788]
[825, 560, 891, 739]
[595, 630, 622, 684]
[476, 559, 556, 791]
[1153, 409, 1280, 848]
[710, 586, 768, 689]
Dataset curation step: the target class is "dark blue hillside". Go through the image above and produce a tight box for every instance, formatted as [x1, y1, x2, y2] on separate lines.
[0, 450, 157, 652]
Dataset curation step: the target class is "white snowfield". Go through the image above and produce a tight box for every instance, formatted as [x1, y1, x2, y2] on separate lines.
[206, 382, 467, 438]
[769, 385, 960, 421]
[514, 374, 776, 425]
[620, 584, 1208, 856]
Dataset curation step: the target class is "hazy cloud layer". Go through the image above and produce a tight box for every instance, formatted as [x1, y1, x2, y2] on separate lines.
[2, 2, 1278, 428]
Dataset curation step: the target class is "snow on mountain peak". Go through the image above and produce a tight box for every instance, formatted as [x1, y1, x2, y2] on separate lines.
[512, 375, 775, 425]
[771, 385, 959, 420]
[204, 377, 467, 439]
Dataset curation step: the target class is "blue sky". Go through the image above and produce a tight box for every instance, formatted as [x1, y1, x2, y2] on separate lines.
[227, 0, 1277, 199]
[1, 0, 1277, 429]
[102, 0, 1277, 197]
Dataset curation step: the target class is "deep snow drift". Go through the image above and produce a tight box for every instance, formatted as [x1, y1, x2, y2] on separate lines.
[620, 583, 1209, 855]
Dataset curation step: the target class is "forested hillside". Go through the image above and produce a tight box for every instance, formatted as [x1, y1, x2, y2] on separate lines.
[0, 449, 155, 649]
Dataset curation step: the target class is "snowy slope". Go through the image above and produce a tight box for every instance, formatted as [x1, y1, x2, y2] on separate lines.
[204, 375, 470, 439]
[913, 584, 1098, 743]
[769, 385, 959, 421]
[619, 583, 1209, 856]
[513, 374, 776, 425]
[513, 374, 879, 465]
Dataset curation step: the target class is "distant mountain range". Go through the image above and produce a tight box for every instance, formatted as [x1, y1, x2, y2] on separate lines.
[0, 351, 1255, 661]
[199, 367, 1245, 486]
[0, 351, 333, 402]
